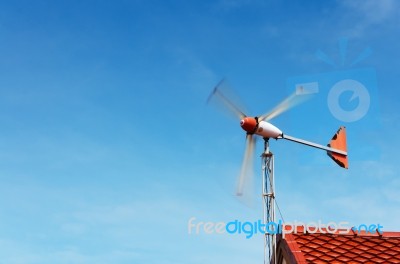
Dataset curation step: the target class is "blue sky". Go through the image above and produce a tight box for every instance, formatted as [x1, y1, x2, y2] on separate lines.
[0, 0, 399, 263]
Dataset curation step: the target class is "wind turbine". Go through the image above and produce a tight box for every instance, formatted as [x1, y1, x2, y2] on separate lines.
[207, 79, 348, 264]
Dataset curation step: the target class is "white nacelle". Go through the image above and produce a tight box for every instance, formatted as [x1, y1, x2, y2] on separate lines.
[254, 121, 283, 139]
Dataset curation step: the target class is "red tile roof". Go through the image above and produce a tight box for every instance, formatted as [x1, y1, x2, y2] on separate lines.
[277, 226, 400, 264]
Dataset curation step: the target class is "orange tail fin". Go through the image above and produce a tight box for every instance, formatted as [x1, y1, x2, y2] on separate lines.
[327, 126, 348, 169]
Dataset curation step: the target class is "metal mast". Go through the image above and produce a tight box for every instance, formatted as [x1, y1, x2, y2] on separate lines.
[262, 138, 276, 264]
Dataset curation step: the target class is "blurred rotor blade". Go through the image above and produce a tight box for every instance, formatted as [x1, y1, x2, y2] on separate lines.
[259, 91, 311, 122]
[236, 133, 256, 196]
[207, 79, 247, 120]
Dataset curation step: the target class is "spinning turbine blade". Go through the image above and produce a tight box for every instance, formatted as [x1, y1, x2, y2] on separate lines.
[236, 134, 255, 196]
[207, 79, 247, 120]
[259, 91, 310, 122]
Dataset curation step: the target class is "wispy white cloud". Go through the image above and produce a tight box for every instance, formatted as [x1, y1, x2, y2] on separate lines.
[341, 0, 398, 24]
[338, 0, 400, 37]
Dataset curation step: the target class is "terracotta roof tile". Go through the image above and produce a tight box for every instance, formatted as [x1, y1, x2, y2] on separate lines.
[277, 226, 400, 263]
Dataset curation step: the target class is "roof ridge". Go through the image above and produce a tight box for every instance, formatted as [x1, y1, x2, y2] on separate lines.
[281, 224, 400, 238]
